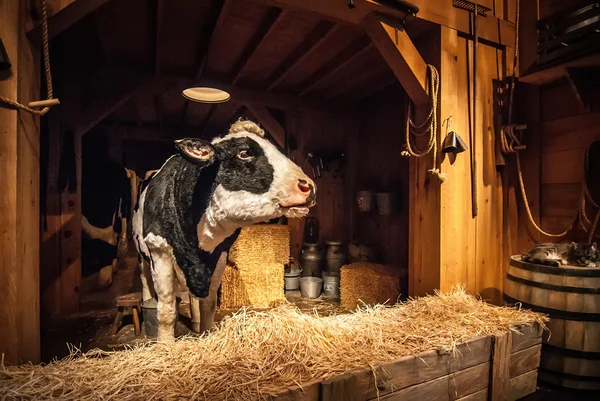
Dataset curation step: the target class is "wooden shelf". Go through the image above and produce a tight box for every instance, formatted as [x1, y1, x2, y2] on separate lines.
[519, 53, 600, 86]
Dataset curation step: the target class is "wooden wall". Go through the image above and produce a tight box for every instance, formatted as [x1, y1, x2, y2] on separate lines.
[0, 0, 41, 364]
[283, 110, 358, 261]
[356, 87, 410, 294]
[516, 78, 600, 246]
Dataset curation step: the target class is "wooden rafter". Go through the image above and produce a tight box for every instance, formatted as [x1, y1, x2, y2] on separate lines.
[299, 37, 373, 96]
[231, 8, 286, 85]
[227, 105, 247, 127]
[195, 0, 235, 80]
[351, 72, 397, 101]
[73, 71, 151, 137]
[267, 21, 337, 91]
[364, 14, 428, 106]
[200, 105, 218, 137]
[180, 99, 191, 129]
[154, 0, 165, 76]
[262, 0, 514, 47]
[325, 59, 390, 100]
[155, 95, 164, 128]
[26, 0, 110, 43]
[245, 104, 285, 148]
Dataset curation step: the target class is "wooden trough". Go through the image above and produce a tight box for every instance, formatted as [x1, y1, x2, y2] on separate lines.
[270, 323, 543, 401]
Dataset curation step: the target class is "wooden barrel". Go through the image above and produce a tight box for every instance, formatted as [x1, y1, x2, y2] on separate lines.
[504, 256, 600, 392]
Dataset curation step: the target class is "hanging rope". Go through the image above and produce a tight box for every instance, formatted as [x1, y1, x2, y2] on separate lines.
[401, 64, 446, 181]
[500, 0, 599, 241]
[0, 0, 57, 115]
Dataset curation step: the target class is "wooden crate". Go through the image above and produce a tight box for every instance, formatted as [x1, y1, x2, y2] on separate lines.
[269, 323, 543, 401]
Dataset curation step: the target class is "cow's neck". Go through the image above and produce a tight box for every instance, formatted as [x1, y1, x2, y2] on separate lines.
[197, 211, 239, 253]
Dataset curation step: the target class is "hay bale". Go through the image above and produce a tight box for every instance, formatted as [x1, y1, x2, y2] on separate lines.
[340, 262, 400, 310]
[220, 225, 289, 308]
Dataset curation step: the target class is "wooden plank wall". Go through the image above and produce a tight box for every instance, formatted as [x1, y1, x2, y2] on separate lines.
[408, 25, 514, 303]
[535, 79, 600, 242]
[0, 0, 41, 364]
[284, 111, 358, 261]
[356, 87, 410, 294]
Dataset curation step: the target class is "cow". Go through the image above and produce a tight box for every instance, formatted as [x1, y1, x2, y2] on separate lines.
[133, 119, 316, 340]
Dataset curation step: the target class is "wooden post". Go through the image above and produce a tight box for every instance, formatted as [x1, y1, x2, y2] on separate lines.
[490, 331, 512, 401]
[0, 0, 41, 364]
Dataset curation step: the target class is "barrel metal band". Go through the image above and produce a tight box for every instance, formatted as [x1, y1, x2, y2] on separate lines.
[538, 367, 600, 382]
[503, 295, 600, 322]
[542, 343, 600, 360]
[506, 273, 600, 294]
[510, 256, 600, 277]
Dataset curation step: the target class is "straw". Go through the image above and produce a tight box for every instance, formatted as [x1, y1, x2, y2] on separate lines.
[0, 287, 547, 401]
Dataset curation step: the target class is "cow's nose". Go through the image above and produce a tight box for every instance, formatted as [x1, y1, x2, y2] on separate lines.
[298, 179, 312, 194]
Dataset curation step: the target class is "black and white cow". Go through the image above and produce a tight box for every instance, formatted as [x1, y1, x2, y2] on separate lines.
[133, 119, 316, 340]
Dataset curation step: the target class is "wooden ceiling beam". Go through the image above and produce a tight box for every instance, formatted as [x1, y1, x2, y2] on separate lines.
[299, 36, 373, 96]
[231, 8, 286, 85]
[154, 0, 165, 76]
[245, 104, 285, 148]
[261, 0, 514, 47]
[195, 0, 235, 80]
[155, 95, 164, 128]
[26, 0, 110, 43]
[227, 105, 247, 128]
[364, 14, 428, 106]
[200, 104, 218, 137]
[189, 78, 352, 113]
[267, 21, 337, 91]
[73, 72, 151, 137]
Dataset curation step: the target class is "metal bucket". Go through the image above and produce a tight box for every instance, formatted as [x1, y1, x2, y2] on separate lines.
[299, 277, 322, 299]
[142, 298, 181, 338]
[322, 272, 340, 297]
[141, 299, 158, 338]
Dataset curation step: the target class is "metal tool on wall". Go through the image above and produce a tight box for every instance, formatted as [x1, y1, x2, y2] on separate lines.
[454, 0, 489, 218]
[305, 151, 345, 179]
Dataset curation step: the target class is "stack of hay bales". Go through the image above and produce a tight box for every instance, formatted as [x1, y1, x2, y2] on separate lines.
[220, 225, 289, 308]
[340, 262, 400, 310]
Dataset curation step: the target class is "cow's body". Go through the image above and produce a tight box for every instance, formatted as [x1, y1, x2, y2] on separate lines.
[133, 120, 315, 340]
[82, 160, 133, 288]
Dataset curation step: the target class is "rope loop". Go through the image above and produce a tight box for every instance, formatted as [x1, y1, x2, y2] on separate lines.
[0, 0, 56, 116]
[403, 64, 444, 181]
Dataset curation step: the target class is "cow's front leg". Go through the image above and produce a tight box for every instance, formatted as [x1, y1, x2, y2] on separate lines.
[189, 294, 201, 333]
[148, 241, 178, 341]
[199, 252, 227, 333]
[140, 258, 156, 302]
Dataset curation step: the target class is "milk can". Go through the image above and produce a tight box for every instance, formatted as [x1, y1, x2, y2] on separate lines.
[325, 241, 347, 273]
[300, 242, 323, 277]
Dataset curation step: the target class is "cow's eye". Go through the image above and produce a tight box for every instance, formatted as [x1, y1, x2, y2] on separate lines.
[237, 150, 253, 160]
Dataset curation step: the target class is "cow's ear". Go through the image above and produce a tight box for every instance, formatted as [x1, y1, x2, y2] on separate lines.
[174, 138, 216, 165]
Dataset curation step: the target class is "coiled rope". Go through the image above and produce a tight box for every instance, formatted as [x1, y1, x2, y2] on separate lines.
[0, 0, 56, 115]
[401, 64, 446, 181]
[501, 0, 599, 242]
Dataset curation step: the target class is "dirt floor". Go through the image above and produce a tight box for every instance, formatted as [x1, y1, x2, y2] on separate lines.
[40, 240, 593, 400]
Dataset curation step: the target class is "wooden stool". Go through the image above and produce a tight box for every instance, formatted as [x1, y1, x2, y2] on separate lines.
[111, 292, 142, 336]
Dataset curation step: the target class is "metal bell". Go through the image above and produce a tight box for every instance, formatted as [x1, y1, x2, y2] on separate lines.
[442, 131, 468, 154]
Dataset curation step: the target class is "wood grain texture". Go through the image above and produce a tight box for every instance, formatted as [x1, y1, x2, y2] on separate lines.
[508, 370, 538, 401]
[364, 15, 428, 106]
[17, 0, 41, 364]
[490, 332, 512, 401]
[0, 0, 21, 365]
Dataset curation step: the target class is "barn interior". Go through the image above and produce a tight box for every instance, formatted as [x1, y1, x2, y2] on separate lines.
[1, 0, 600, 400]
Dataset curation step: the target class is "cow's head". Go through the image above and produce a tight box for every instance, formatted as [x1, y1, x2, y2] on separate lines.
[174, 119, 316, 223]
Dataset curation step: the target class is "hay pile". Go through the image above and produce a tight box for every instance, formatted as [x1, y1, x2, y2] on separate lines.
[0, 288, 547, 401]
[340, 262, 400, 310]
[220, 225, 289, 308]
